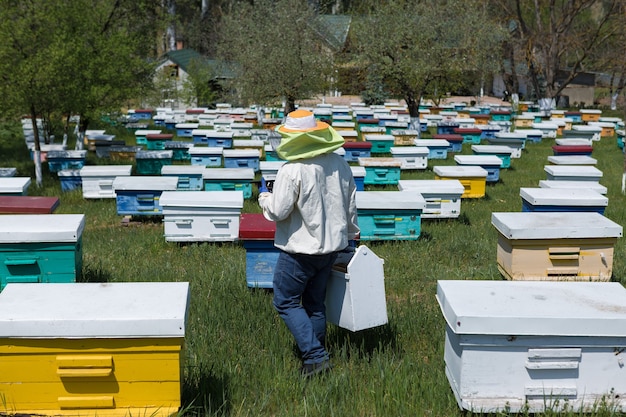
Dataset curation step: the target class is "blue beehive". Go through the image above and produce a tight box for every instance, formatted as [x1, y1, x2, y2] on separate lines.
[350, 166, 365, 191]
[57, 169, 82, 192]
[239, 213, 277, 289]
[188, 146, 223, 167]
[356, 191, 425, 241]
[223, 149, 260, 171]
[46, 151, 87, 173]
[191, 129, 214, 145]
[132, 109, 153, 121]
[204, 131, 234, 148]
[478, 125, 502, 140]
[112, 176, 178, 216]
[342, 141, 372, 163]
[454, 155, 502, 183]
[0, 214, 85, 290]
[433, 134, 463, 153]
[202, 168, 255, 198]
[413, 139, 449, 160]
[437, 121, 460, 135]
[161, 165, 205, 191]
[175, 123, 199, 138]
[358, 158, 402, 185]
[520, 187, 608, 214]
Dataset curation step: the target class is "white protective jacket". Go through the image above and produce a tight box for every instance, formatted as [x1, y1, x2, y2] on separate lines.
[258, 152, 359, 255]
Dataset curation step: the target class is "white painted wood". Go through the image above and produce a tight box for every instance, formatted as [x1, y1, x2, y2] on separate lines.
[0, 214, 84, 243]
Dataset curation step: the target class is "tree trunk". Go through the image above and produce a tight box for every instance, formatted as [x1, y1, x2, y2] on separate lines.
[30, 105, 43, 188]
[284, 96, 296, 116]
[404, 90, 422, 139]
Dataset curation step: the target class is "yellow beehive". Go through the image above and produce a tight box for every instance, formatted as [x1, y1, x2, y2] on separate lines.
[433, 165, 488, 198]
[0, 282, 190, 417]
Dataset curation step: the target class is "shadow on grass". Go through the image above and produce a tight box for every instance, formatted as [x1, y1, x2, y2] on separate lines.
[329, 321, 399, 360]
[80, 263, 112, 283]
[181, 366, 231, 417]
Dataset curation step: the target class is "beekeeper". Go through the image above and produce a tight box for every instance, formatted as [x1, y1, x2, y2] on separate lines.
[258, 109, 359, 377]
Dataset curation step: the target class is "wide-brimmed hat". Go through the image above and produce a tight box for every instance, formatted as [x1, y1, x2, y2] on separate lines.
[274, 109, 344, 161]
[277, 109, 330, 133]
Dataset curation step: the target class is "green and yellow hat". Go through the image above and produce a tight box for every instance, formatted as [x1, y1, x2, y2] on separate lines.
[275, 109, 345, 161]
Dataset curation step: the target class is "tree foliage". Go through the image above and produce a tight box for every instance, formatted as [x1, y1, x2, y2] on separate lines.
[490, 0, 622, 102]
[351, 0, 506, 117]
[217, 0, 334, 112]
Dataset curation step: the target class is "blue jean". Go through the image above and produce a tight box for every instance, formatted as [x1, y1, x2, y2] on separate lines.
[272, 250, 338, 365]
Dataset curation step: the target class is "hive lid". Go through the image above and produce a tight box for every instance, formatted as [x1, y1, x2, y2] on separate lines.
[112, 176, 178, 191]
[491, 211, 622, 239]
[547, 155, 597, 165]
[471, 145, 514, 155]
[494, 132, 527, 139]
[0, 214, 85, 243]
[188, 146, 223, 156]
[413, 139, 450, 147]
[80, 165, 133, 176]
[202, 168, 255, 180]
[136, 150, 173, 159]
[0, 177, 31, 192]
[436, 280, 626, 336]
[364, 134, 395, 141]
[350, 166, 366, 177]
[397, 179, 465, 194]
[519, 187, 608, 206]
[206, 130, 235, 138]
[454, 155, 502, 166]
[222, 149, 260, 157]
[160, 190, 243, 208]
[544, 165, 602, 177]
[538, 180, 607, 194]
[389, 146, 429, 156]
[47, 150, 87, 158]
[259, 161, 286, 171]
[356, 191, 425, 210]
[239, 213, 276, 239]
[555, 138, 593, 146]
[134, 129, 162, 136]
[0, 282, 189, 338]
[358, 157, 402, 167]
[161, 165, 205, 175]
[433, 165, 488, 177]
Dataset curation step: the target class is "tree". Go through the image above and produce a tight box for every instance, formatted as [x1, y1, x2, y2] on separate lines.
[217, 0, 334, 113]
[0, 0, 159, 185]
[351, 0, 505, 122]
[180, 58, 221, 107]
[490, 0, 622, 107]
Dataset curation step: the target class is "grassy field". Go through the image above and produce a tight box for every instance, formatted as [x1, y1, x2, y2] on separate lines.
[1, 115, 626, 417]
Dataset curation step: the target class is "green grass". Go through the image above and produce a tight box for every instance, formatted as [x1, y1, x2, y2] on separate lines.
[1, 117, 626, 417]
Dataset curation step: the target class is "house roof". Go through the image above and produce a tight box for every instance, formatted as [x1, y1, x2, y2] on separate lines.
[161, 49, 235, 79]
[311, 15, 352, 51]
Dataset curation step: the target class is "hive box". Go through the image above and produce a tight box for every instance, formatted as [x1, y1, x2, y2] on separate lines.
[259, 161, 286, 181]
[0, 214, 84, 290]
[161, 165, 205, 191]
[555, 138, 593, 146]
[434, 166, 488, 198]
[189, 146, 223, 167]
[433, 134, 463, 152]
[390, 129, 418, 146]
[390, 146, 428, 170]
[454, 155, 502, 183]
[397, 179, 463, 219]
[165, 141, 193, 161]
[233, 139, 265, 160]
[538, 180, 607, 195]
[413, 139, 449, 159]
[239, 213, 278, 288]
[80, 165, 133, 199]
[326, 245, 388, 332]
[46, 150, 87, 173]
[364, 134, 396, 154]
[145, 133, 173, 150]
[202, 168, 255, 199]
[108, 146, 142, 162]
[520, 187, 608, 214]
[436, 280, 626, 413]
[160, 191, 243, 242]
[486, 136, 523, 158]
[0, 282, 189, 416]
[580, 108, 602, 122]
[355, 191, 425, 240]
[531, 121, 559, 138]
[342, 141, 372, 163]
[552, 145, 593, 156]
[544, 165, 602, 182]
[135, 150, 173, 175]
[350, 166, 365, 191]
[0, 196, 59, 214]
[471, 144, 513, 168]
[112, 176, 178, 216]
[547, 155, 597, 165]
[222, 149, 260, 171]
[134, 129, 162, 147]
[491, 211, 622, 281]
[57, 170, 82, 192]
[174, 122, 199, 137]
[358, 157, 402, 185]
[0, 168, 16, 177]
[0, 177, 31, 196]
[453, 127, 482, 144]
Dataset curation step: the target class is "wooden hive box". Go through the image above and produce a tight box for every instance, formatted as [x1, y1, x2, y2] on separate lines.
[436, 280, 626, 413]
[491, 211, 622, 281]
[0, 282, 189, 416]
